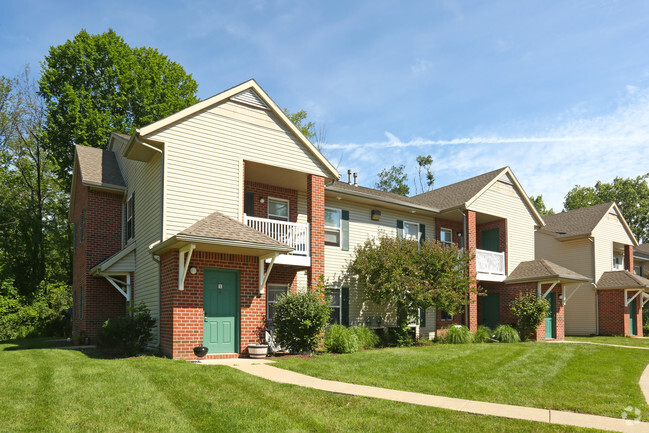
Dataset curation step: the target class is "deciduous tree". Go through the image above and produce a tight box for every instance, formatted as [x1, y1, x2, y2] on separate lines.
[529, 195, 555, 216]
[375, 164, 410, 196]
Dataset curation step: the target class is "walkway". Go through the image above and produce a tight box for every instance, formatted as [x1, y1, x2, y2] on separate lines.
[199, 358, 649, 433]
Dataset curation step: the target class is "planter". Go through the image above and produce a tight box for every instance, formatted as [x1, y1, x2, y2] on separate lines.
[248, 344, 268, 359]
[193, 346, 209, 358]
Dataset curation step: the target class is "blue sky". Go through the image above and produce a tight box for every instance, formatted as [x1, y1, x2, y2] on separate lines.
[3, 0, 649, 211]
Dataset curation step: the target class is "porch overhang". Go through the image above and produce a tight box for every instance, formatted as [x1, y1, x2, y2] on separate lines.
[150, 234, 293, 257]
[124, 133, 164, 162]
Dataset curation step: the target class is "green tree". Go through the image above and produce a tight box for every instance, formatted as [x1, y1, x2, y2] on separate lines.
[529, 195, 555, 216]
[510, 292, 550, 340]
[375, 164, 410, 196]
[283, 108, 327, 150]
[414, 155, 435, 194]
[350, 236, 478, 339]
[563, 175, 649, 242]
[39, 29, 199, 189]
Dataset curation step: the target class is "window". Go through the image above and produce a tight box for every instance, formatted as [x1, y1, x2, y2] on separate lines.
[404, 221, 419, 241]
[268, 197, 289, 221]
[441, 310, 454, 321]
[613, 256, 623, 270]
[440, 228, 453, 247]
[126, 194, 135, 241]
[327, 288, 341, 325]
[325, 207, 341, 247]
[266, 284, 288, 328]
[635, 265, 643, 276]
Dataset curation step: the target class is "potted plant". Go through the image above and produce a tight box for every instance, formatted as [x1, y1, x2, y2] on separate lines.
[248, 324, 269, 359]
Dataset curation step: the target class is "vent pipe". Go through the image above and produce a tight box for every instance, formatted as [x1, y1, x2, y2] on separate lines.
[353, 172, 358, 187]
[347, 169, 352, 184]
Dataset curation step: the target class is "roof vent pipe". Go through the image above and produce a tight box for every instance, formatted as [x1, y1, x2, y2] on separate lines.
[348, 169, 352, 184]
[353, 172, 358, 187]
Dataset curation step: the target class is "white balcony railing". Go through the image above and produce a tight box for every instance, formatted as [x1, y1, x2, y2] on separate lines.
[244, 214, 310, 257]
[476, 249, 506, 276]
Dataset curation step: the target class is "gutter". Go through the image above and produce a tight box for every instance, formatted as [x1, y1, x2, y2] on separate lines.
[325, 186, 439, 213]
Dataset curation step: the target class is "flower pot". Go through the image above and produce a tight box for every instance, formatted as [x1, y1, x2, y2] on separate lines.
[193, 346, 209, 358]
[248, 344, 268, 359]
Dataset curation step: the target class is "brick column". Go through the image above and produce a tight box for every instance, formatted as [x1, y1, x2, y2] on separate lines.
[624, 244, 634, 272]
[465, 210, 478, 332]
[307, 175, 325, 289]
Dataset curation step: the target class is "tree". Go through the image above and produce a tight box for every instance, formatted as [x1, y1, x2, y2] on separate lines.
[283, 108, 327, 150]
[375, 164, 410, 196]
[414, 155, 435, 194]
[39, 29, 199, 189]
[510, 292, 550, 340]
[563, 175, 649, 242]
[350, 235, 478, 336]
[529, 195, 555, 216]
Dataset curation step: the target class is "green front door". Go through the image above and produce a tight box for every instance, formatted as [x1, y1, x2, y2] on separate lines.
[630, 297, 637, 336]
[483, 293, 500, 329]
[481, 229, 499, 252]
[204, 268, 239, 353]
[545, 293, 556, 339]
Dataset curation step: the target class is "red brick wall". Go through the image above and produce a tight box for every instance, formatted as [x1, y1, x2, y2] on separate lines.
[624, 245, 634, 272]
[435, 218, 464, 246]
[245, 180, 298, 222]
[266, 264, 299, 293]
[466, 210, 478, 332]
[598, 289, 643, 336]
[307, 175, 325, 288]
[159, 250, 266, 360]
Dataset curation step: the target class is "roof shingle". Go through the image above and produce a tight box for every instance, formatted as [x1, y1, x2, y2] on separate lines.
[505, 259, 591, 283]
[326, 181, 429, 208]
[76, 145, 126, 188]
[539, 202, 614, 239]
[596, 270, 649, 289]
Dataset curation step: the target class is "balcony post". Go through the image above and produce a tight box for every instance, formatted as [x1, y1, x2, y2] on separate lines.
[465, 209, 478, 332]
[307, 175, 325, 290]
[624, 244, 634, 272]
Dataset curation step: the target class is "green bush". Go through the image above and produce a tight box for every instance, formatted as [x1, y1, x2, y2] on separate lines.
[510, 292, 549, 340]
[493, 325, 520, 343]
[273, 287, 331, 353]
[473, 325, 493, 343]
[386, 326, 415, 347]
[97, 303, 156, 356]
[325, 325, 359, 353]
[444, 325, 473, 344]
[349, 326, 380, 350]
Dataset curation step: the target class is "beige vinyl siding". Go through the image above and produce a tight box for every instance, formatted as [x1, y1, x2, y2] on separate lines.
[469, 181, 537, 273]
[149, 100, 331, 239]
[324, 197, 436, 328]
[591, 210, 636, 281]
[106, 250, 135, 273]
[535, 232, 596, 335]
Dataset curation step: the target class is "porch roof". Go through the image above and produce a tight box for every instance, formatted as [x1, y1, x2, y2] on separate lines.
[89, 241, 136, 276]
[504, 259, 591, 284]
[596, 270, 649, 290]
[75, 144, 126, 191]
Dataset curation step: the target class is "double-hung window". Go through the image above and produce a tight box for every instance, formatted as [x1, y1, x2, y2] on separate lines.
[126, 194, 135, 242]
[268, 197, 289, 221]
[325, 207, 342, 247]
[440, 228, 452, 247]
[327, 288, 341, 325]
[266, 284, 288, 328]
[441, 310, 454, 321]
[404, 221, 419, 241]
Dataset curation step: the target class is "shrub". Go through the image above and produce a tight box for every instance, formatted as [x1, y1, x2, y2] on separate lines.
[473, 325, 493, 343]
[493, 325, 520, 343]
[386, 326, 415, 347]
[443, 325, 473, 344]
[97, 303, 156, 356]
[510, 292, 549, 340]
[325, 325, 359, 353]
[273, 286, 331, 353]
[349, 326, 380, 350]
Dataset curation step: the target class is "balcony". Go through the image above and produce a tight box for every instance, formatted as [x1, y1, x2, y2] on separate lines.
[244, 214, 310, 266]
[476, 249, 506, 282]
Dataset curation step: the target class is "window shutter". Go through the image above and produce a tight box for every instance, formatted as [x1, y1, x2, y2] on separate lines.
[341, 210, 350, 251]
[419, 223, 426, 246]
[244, 192, 255, 216]
[397, 220, 404, 238]
[419, 308, 426, 327]
[341, 287, 350, 326]
[131, 193, 135, 238]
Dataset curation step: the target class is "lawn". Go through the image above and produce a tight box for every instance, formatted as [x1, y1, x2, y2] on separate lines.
[276, 342, 649, 420]
[566, 335, 649, 348]
[0, 339, 599, 433]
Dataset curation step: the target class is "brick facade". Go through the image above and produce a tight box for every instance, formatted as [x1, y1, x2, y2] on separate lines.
[435, 218, 464, 246]
[466, 210, 478, 332]
[244, 180, 298, 222]
[307, 175, 325, 288]
[598, 289, 643, 337]
[624, 244, 634, 272]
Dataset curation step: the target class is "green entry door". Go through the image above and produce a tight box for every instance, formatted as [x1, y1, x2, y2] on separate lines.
[483, 293, 500, 329]
[481, 229, 499, 252]
[545, 293, 556, 339]
[204, 269, 239, 353]
[630, 297, 637, 336]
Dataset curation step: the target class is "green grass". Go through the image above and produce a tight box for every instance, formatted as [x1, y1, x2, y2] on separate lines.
[0, 339, 600, 433]
[276, 342, 649, 420]
[566, 335, 649, 348]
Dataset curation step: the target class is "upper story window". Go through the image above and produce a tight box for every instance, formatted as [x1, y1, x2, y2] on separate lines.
[613, 256, 623, 270]
[268, 197, 289, 221]
[404, 221, 419, 241]
[126, 194, 135, 242]
[440, 228, 453, 246]
[635, 264, 643, 276]
[325, 207, 341, 247]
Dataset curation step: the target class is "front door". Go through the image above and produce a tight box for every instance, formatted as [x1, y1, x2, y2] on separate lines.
[204, 268, 239, 353]
[545, 293, 556, 339]
[483, 293, 500, 329]
[629, 297, 637, 336]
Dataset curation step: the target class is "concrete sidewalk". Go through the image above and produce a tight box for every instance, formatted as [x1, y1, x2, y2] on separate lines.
[202, 360, 649, 433]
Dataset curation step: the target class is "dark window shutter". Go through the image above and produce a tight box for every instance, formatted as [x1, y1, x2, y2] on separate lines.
[341, 210, 350, 251]
[420, 308, 426, 327]
[131, 193, 135, 238]
[397, 220, 404, 238]
[244, 192, 255, 216]
[341, 287, 350, 327]
[419, 223, 426, 246]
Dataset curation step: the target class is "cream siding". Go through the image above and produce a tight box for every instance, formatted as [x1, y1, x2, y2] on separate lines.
[591, 210, 636, 281]
[468, 181, 537, 273]
[149, 100, 331, 239]
[105, 250, 135, 273]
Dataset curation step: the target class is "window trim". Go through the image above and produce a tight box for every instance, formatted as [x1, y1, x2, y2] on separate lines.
[125, 193, 135, 243]
[440, 227, 453, 247]
[403, 220, 420, 242]
[267, 197, 290, 221]
[324, 207, 342, 248]
[266, 283, 288, 327]
[326, 287, 342, 325]
[440, 310, 454, 321]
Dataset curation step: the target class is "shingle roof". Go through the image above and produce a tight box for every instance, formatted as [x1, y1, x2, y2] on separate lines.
[635, 244, 649, 256]
[326, 181, 431, 208]
[112, 132, 131, 141]
[539, 202, 613, 239]
[179, 211, 291, 249]
[596, 270, 649, 289]
[75, 145, 126, 188]
[505, 259, 591, 284]
[409, 167, 506, 211]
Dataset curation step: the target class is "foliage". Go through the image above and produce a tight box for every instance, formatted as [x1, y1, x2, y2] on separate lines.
[529, 195, 555, 216]
[273, 281, 331, 353]
[386, 326, 415, 347]
[349, 326, 381, 350]
[473, 325, 494, 343]
[96, 303, 156, 356]
[283, 108, 327, 150]
[510, 292, 550, 340]
[375, 164, 410, 196]
[563, 175, 649, 242]
[350, 235, 477, 340]
[414, 155, 435, 194]
[39, 29, 199, 189]
[493, 325, 520, 343]
[324, 325, 359, 353]
[443, 325, 473, 344]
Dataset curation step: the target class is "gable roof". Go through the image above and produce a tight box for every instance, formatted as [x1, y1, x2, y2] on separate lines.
[326, 180, 438, 212]
[505, 259, 591, 284]
[75, 145, 126, 190]
[634, 244, 649, 257]
[127, 79, 339, 180]
[596, 270, 649, 289]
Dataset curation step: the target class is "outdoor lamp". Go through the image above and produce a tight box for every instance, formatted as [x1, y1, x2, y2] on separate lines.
[371, 210, 381, 221]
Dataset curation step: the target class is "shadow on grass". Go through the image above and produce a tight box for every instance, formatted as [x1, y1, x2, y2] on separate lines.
[1, 337, 72, 351]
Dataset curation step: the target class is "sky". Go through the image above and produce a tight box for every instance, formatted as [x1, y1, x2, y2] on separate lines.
[2, 0, 649, 211]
